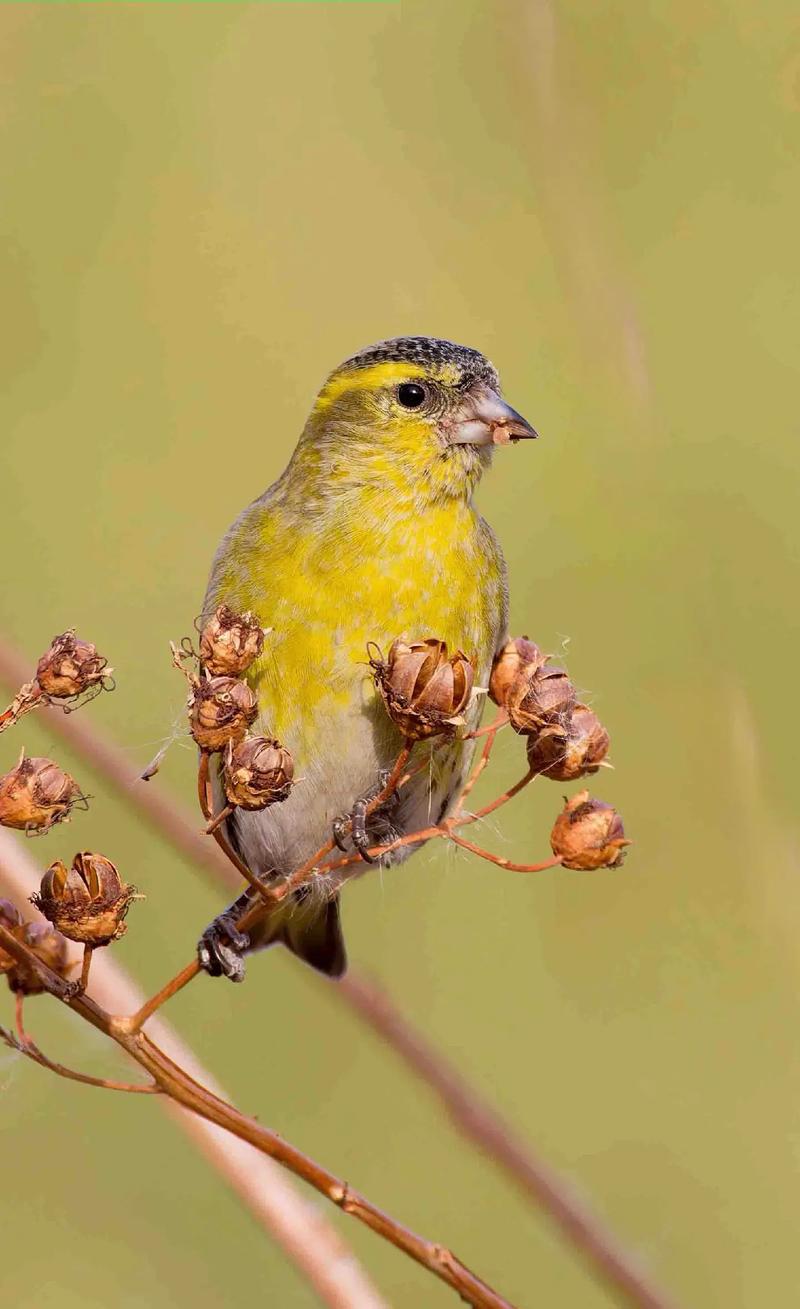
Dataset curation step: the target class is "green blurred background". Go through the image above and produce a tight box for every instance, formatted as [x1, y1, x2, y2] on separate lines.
[1, 2, 799, 1305]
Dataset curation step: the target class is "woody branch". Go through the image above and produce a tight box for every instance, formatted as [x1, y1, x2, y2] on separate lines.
[0, 917, 514, 1309]
[0, 619, 654, 1309]
[0, 830, 387, 1309]
[0, 632, 674, 1309]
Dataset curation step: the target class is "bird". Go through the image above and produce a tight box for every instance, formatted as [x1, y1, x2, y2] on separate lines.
[197, 336, 537, 981]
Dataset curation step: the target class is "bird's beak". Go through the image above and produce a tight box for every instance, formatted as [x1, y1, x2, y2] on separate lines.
[447, 386, 539, 447]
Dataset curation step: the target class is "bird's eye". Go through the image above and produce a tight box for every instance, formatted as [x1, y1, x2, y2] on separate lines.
[397, 382, 427, 410]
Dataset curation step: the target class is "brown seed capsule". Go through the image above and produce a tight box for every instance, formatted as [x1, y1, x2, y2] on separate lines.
[526, 704, 611, 781]
[0, 899, 24, 975]
[0, 753, 84, 833]
[6, 921, 72, 995]
[35, 631, 111, 700]
[223, 736, 295, 810]
[550, 790, 630, 870]
[508, 661, 576, 736]
[489, 637, 546, 708]
[33, 852, 141, 947]
[199, 605, 266, 678]
[488, 637, 576, 735]
[188, 676, 258, 752]
[371, 638, 475, 742]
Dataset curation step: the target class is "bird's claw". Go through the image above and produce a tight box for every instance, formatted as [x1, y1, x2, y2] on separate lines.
[332, 815, 350, 853]
[331, 776, 401, 864]
[351, 799, 376, 863]
[197, 913, 250, 982]
[331, 801, 375, 862]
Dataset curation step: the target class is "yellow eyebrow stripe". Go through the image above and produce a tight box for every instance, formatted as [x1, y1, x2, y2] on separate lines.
[314, 360, 428, 413]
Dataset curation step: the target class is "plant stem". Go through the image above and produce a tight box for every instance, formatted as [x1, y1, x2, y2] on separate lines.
[269, 743, 413, 893]
[468, 769, 536, 823]
[463, 708, 509, 740]
[0, 920, 515, 1309]
[121, 959, 202, 1034]
[0, 637, 678, 1309]
[79, 944, 94, 993]
[15, 990, 28, 1044]
[197, 752, 274, 901]
[455, 708, 508, 813]
[0, 680, 42, 734]
[0, 835, 389, 1308]
[1, 1021, 161, 1094]
[337, 972, 677, 1309]
[205, 804, 234, 835]
[447, 831, 562, 873]
[106, 751, 553, 1027]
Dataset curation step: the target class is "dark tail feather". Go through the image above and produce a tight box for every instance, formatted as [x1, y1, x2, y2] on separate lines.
[283, 893, 347, 977]
[248, 890, 347, 979]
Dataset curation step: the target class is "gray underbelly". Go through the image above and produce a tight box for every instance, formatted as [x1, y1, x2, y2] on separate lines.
[228, 702, 478, 881]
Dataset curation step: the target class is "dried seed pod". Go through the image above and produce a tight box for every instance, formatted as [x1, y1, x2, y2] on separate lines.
[223, 736, 294, 810]
[35, 631, 111, 700]
[526, 704, 610, 781]
[188, 676, 258, 752]
[0, 899, 24, 975]
[550, 790, 630, 870]
[6, 921, 72, 995]
[33, 852, 141, 947]
[199, 606, 266, 677]
[489, 637, 546, 708]
[488, 637, 575, 735]
[0, 753, 84, 833]
[507, 661, 575, 735]
[371, 638, 474, 741]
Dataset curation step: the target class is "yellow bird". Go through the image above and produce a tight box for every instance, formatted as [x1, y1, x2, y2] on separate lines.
[198, 337, 537, 980]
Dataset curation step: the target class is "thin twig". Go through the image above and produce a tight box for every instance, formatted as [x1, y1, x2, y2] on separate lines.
[295, 758, 540, 891]
[455, 708, 510, 812]
[15, 989, 28, 1044]
[197, 752, 272, 899]
[126, 753, 555, 1029]
[0, 916, 514, 1309]
[0, 634, 679, 1309]
[0, 832, 389, 1309]
[2, 1008, 160, 1094]
[124, 960, 201, 1034]
[0, 681, 43, 734]
[469, 769, 536, 823]
[447, 831, 562, 873]
[196, 752, 261, 885]
[258, 743, 413, 898]
[79, 944, 93, 993]
[337, 973, 677, 1309]
[463, 709, 509, 741]
[205, 804, 234, 834]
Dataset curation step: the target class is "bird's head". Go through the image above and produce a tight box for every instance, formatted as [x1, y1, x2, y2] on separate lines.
[293, 336, 537, 507]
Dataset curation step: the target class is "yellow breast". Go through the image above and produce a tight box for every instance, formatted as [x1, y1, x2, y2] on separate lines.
[207, 488, 506, 765]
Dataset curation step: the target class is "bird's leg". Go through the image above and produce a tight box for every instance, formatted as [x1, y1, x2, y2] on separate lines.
[197, 890, 254, 982]
[350, 799, 374, 862]
[331, 815, 351, 853]
[332, 770, 402, 864]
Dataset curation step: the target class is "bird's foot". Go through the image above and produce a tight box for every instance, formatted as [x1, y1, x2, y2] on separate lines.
[197, 913, 250, 982]
[332, 772, 402, 864]
[332, 813, 352, 855]
[348, 798, 376, 863]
